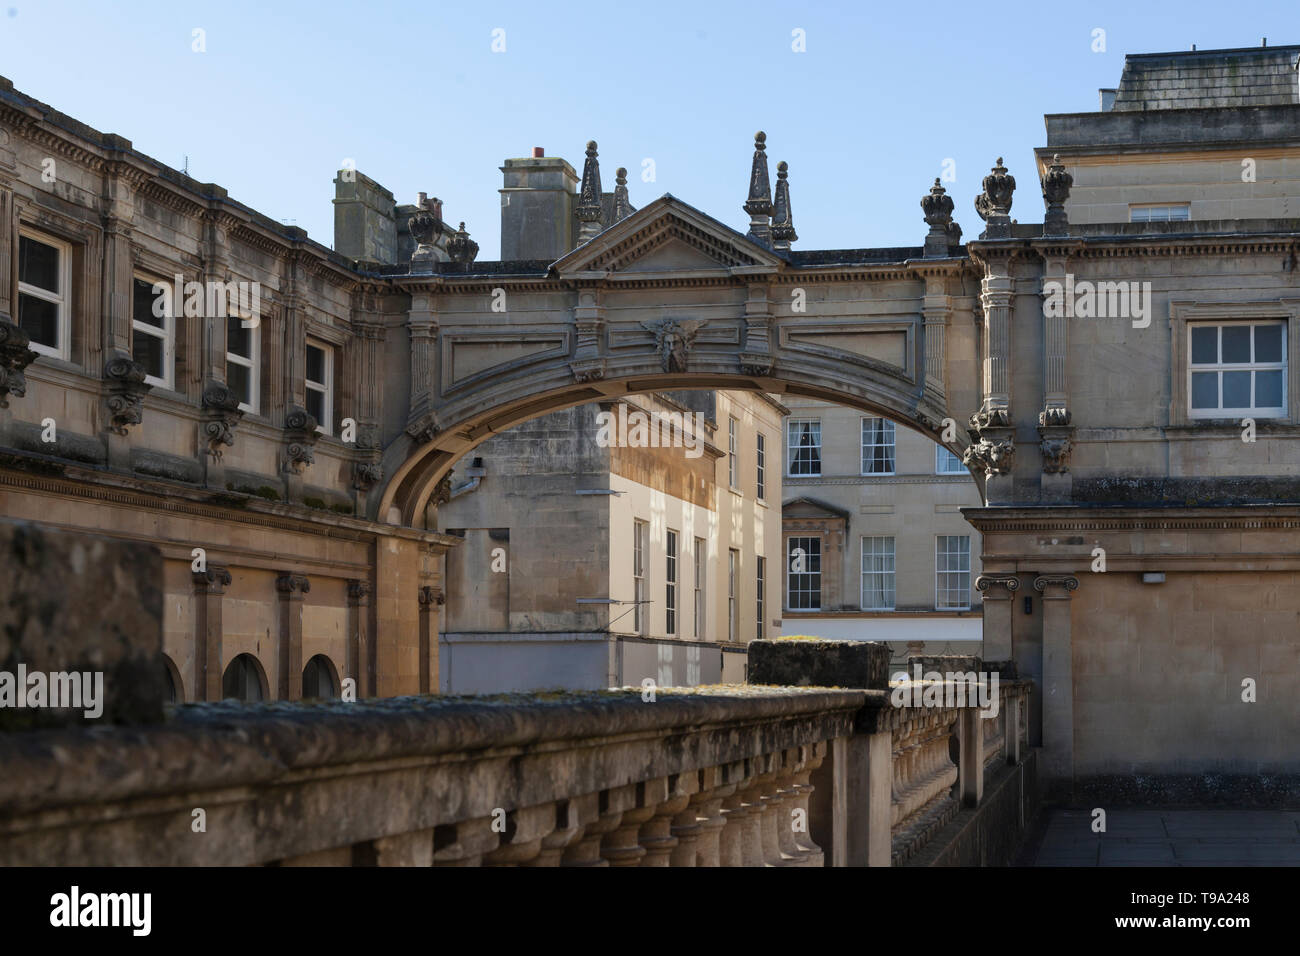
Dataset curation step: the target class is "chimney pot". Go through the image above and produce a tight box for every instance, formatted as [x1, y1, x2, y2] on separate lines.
[532, 147, 545, 158]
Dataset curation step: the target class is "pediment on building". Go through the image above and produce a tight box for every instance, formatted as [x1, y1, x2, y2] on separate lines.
[782, 497, 851, 522]
[551, 194, 785, 277]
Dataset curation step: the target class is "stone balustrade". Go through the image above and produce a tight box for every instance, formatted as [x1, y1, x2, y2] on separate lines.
[0, 647, 1035, 867]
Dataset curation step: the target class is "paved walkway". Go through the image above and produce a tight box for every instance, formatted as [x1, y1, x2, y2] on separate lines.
[1030, 809, 1300, 866]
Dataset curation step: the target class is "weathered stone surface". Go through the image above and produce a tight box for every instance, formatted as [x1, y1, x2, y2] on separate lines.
[0, 520, 164, 729]
[747, 639, 891, 689]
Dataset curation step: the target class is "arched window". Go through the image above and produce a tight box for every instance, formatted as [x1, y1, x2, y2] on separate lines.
[162, 655, 183, 704]
[222, 654, 266, 702]
[302, 654, 339, 699]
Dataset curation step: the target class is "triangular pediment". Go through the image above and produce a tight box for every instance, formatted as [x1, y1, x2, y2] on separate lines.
[782, 497, 851, 521]
[551, 194, 786, 276]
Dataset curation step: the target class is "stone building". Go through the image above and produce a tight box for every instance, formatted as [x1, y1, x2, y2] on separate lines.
[435, 388, 784, 693]
[3, 40, 1300, 801]
[780, 398, 983, 659]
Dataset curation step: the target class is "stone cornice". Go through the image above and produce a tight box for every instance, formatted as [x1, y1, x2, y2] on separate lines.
[960, 506, 1300, 533]
[0, 459, 460, 548]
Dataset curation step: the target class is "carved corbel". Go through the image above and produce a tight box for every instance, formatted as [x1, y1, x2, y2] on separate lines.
[103, 352, 153, 435]
[962, 436, 1016, 476]
[1037, 407, 1073, 474]
[0, 317, 38, 408]
[282, 405, 319, 475]
[200, 381, 243, 460]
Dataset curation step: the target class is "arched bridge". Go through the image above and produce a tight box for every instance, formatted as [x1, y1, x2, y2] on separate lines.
[373, 195, 984, 526]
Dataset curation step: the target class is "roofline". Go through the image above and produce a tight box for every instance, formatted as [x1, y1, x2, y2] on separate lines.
[1122, 44, 1300, 60]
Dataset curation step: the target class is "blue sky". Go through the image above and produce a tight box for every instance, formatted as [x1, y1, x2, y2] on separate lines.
[2, 1, 1296, 257]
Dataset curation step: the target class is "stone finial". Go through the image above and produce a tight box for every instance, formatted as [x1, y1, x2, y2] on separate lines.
[1041, 154, 1073, 237]
[975, 158, 1015, 240]
[743, 131, 773, 247]
[446, 222, 479, 265]
[770, 161, 797, 252]
[921, 178, 955, 257]
[409, 209, 441, 273]
[612, 167, 634, 223]
[576, 140, 604, 242]
[0, 316, 37, 408]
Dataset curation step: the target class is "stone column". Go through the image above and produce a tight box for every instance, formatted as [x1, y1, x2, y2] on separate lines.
[958, 705, 984, 808]
[920, 270, 951, 403]
[526, 794, 598, 867]
[1005, 689, 1022, 766]
[668, 773, 706, 867]
[276, 573, 309, 700]
[192, 566, 231, 701]
[1034, 574, 1079, 783]
[562, 784, 635, 867]
[482, 804, 554, 867]
[346, 579, 372, 698]
[638, 780, 690, 867]
[432, 818, 499, 867]
[601, 778, 666, 866]
[405, 292, 438, 435]
[690, 768, 736, 868]
[975, 573, 1020, 661]
[417, 585, 442, 693]
[790, 743, 826, 867]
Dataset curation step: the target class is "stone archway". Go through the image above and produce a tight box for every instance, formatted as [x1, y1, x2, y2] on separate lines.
[372, 195, 983, 528]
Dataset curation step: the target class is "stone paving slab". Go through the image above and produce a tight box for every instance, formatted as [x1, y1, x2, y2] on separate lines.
[1031, 809, 1300, 867]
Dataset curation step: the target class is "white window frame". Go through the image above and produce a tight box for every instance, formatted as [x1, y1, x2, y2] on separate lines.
[786, 535, 821, 610]
[1187, 320, 1287, 420]
[305, 338, 334, 434]
[666, 529, 678, 637]
[633, 519, 648, 636]
[861, 417, 896, 476]
[693, 536, 705, 639]
[17, 229, 72, 361]
[132, 274, 175, 390]
[728, 548, 738, 642]
[935, 535, 972, 611]
[861, 536, 896, 611]
[226, 315, 260, 414]
[935, 445, 965, 475]
[1130, 203, 1189, 223]
[787, 419, 822, 477]
[728, 416, 739, 490]
[756, 555, 765, 640]
[756, 432, 766, 501]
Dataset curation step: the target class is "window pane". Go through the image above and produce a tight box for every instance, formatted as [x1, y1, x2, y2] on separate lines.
[18, 292, 59, 348]
[227, 316, 250, 358]
[133, 278, 165, 329]
[306, 344, 325, 384]
[19, 236, 60, 293]
[228, 363, 251, 406]
[133, 330, 165, 379]
[1256, 370, 1284, 408]
[1221, 326, 1251, 364]
[1190, 372, 1218, 409]
[1190, 326, 1217, 365]
[1222, 370, 1251, 408]
[305, 388, 324, 425]
[1255, 324, 1283, 364]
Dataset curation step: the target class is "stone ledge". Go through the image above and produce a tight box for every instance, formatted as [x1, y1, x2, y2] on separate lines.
[0, 686, 867, 816]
